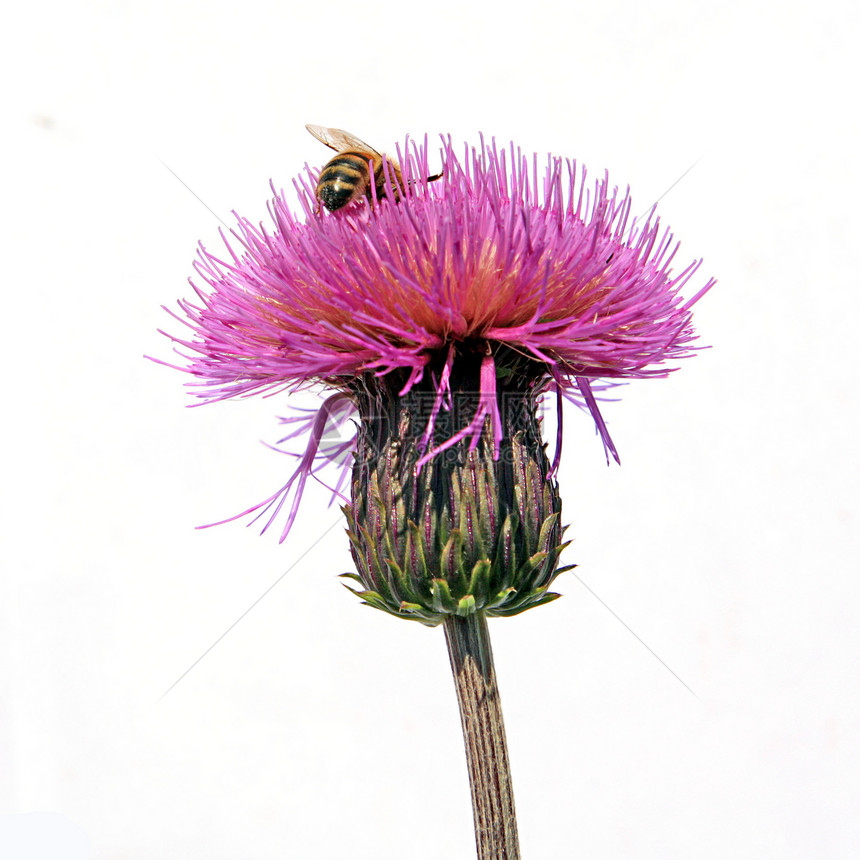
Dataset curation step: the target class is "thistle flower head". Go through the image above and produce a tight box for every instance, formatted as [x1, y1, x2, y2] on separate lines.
[164, 134, 712, 623]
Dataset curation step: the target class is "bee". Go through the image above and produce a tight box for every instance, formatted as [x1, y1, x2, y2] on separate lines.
[306, 124, 441, 212]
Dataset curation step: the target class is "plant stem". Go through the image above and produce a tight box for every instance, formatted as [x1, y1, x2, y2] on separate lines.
[443, 613, 520, 860]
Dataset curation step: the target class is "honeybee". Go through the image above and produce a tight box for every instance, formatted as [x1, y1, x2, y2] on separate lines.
[306, 124, 441, 212]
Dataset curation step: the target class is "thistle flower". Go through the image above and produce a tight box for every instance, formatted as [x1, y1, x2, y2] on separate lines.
[166, 135, 711, 621]
[163, 133, 712, 858]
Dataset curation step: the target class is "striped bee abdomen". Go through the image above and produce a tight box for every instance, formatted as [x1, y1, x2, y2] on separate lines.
[316, 151, 373, 211]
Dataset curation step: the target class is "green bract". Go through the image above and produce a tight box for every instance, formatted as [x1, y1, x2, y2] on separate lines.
[342, 357, 572, 625]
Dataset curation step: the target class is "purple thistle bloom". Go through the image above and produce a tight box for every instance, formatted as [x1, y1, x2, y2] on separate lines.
[163, 135, 712, 617]
[170, 137, 709, 397]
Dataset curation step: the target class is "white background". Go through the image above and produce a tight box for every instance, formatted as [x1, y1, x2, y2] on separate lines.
[2, 0, 858, 857]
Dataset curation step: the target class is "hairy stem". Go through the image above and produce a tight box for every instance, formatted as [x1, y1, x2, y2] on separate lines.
[444, 613, 520, 860]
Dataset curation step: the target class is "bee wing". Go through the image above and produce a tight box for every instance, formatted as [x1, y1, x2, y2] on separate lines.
[305, 124, 384, 158]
